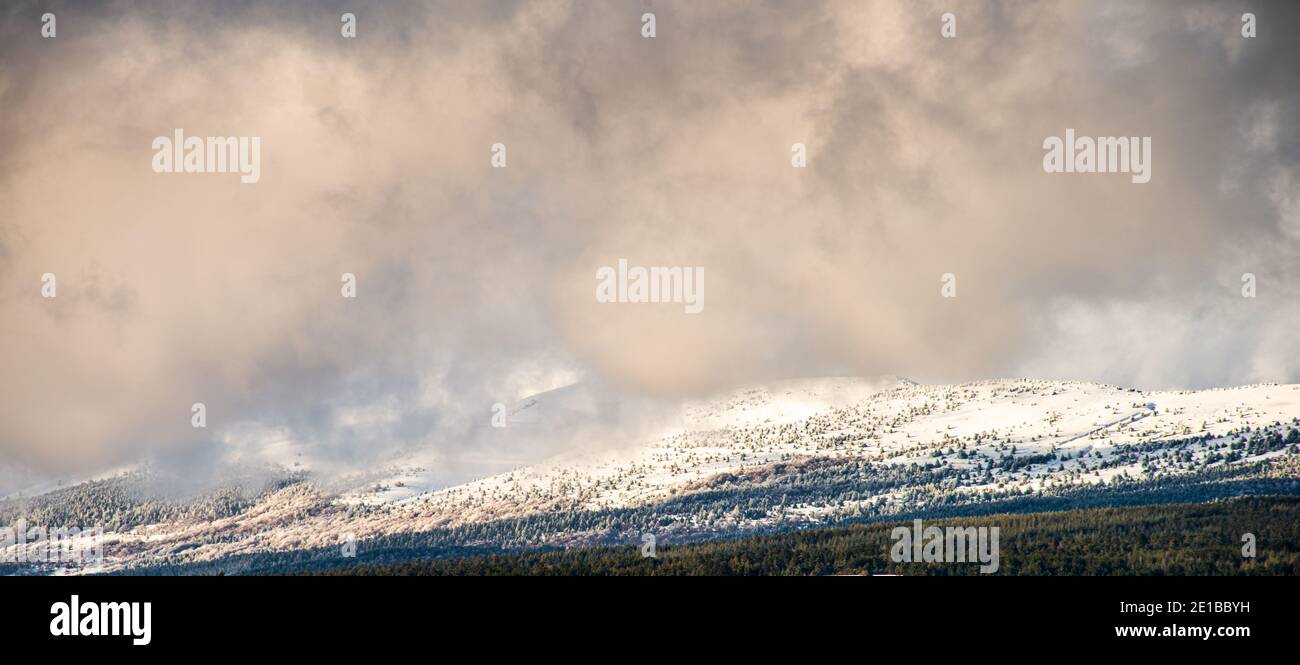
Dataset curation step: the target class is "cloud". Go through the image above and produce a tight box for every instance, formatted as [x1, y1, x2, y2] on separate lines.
[0, 0, 1298, 485]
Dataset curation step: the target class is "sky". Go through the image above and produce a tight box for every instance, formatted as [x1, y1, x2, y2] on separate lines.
[1, 0, 1298, 488]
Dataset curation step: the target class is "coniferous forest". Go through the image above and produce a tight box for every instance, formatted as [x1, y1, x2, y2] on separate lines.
[311, 496, 1300, 576]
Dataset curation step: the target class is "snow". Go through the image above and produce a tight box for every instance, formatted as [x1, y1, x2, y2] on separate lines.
[7, 377, 1300, 574]
[344, 378, 1300, 521]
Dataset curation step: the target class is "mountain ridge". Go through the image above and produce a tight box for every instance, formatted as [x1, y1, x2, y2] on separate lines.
[4, 377, 1299, 574]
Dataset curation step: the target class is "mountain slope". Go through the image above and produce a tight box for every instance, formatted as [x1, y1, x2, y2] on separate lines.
[4, 377, 1300, 574]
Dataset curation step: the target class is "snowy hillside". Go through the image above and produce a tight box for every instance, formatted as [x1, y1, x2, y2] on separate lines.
[4, 377, 1299, 574]
[361, 378, 1300, 520]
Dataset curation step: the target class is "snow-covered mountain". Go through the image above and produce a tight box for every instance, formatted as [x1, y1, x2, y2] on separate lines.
[5, 377, 1300, 574]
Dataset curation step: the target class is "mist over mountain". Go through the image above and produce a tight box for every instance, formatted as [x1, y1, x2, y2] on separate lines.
[2, 376, 1297, 575]
[3, 1, 1300, 493]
